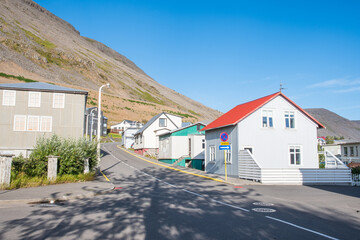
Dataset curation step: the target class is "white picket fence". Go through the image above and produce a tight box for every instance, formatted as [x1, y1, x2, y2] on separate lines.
[238, 150, 352, 185]
[352, 173, 360, 186]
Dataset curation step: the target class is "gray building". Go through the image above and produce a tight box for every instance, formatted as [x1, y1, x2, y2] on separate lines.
[85, 107, 108, 138]
[0, 82, 88, 157]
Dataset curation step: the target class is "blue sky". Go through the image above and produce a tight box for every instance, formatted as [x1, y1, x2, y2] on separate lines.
[34, 0, 360, 120]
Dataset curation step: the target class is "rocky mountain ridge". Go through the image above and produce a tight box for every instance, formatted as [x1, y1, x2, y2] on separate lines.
[0, 0, 222, 124]
[305, 108, 360, 141]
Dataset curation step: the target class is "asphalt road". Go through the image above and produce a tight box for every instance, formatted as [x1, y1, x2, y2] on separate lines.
[0, 142, 359, 240]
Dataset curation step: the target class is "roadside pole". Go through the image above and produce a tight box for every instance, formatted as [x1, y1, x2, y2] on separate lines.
[220, 132, 229, 181]
[224, 150, 227, 181]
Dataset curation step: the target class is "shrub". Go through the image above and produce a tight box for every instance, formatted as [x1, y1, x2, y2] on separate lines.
[25, 135, 97, 177]
[351, 167, 360, 174]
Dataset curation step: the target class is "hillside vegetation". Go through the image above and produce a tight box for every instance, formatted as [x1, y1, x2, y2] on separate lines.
[0, 0, 221, 124]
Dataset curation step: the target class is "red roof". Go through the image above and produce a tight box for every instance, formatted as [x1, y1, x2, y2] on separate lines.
[201, 92, 325, 131]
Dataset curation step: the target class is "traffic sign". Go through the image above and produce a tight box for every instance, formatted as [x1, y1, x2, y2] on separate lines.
[219, 145, 231, 150]
[220, 142, 229, 146]
[220, 132, 228, 142]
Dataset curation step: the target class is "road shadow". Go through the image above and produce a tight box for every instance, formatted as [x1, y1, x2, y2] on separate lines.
[0, 144, 358, 239]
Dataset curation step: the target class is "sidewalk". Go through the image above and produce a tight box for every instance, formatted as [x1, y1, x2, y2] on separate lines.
[0, 176, 114, 205]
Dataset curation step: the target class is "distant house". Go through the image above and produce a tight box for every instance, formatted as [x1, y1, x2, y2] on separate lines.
[85, 107, 108, 138]
[158, 123, 206, 170]
[201, 92, 351, 184]
[122, 126, 143, 149]
[110, 120, 142, 133]
[133, 112, 182, 156]
[0, 82, 87, 157]
[339, 141, 360, 165]
[317, 137, 326, 146]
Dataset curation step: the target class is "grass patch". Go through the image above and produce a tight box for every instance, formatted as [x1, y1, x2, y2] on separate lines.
[35, 48, 68, 66]
[134, 87, 165, 105]
[0, 72, 38, 82]
[2, 172, 95, 190]
[189, 110, 201, 116]
[124, 98, 156, 106]
[163, 110, 196, 119]
[20, 27, 56, 49]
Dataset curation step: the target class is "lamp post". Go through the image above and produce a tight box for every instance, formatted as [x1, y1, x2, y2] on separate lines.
[97, 83, 110, 168]
[86, 108, 96, 140]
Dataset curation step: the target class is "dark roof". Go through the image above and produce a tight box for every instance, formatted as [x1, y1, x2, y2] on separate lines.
[134, 112, 182, 135]
[0, 82, 88, 95]
[202, 92, 325, 131]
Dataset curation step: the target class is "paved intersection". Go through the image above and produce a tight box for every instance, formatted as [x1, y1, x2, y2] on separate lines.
[0, 142, 359, 239]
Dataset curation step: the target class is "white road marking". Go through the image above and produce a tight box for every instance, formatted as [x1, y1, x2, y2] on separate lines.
[104, 145, 339, 240]
[265, 216, 339, 240]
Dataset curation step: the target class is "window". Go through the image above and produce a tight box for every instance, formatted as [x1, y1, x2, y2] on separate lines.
[2, 90, 16, 106]
[13, 115, 26, 131]
[289, 146, 301, 165]
[28, 92, 41, 107]
[225, 145, 232, 163]
[210, 146, 215, 162]
[40, 116, 52, 132]
[159, 118, 167, 127]
[53, 93, 65, 108]
[343, 147, 348, 156]
[285, 111, 295, 128]
[27, 116, 40, 131]
[262, 110, 273, 128]
[350, 146, 354, 156]
[202, 139, 205, 149]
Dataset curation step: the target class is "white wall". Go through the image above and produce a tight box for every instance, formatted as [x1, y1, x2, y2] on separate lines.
[142, 113, 181, 149]
[190, 135, 205, 159]
[123, 128, 138, 149]
[237, 95, 319, 168]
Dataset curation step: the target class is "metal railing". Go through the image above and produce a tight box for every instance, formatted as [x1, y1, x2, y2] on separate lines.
[324, 150, 348, 169]
[352, 173, 360, 186]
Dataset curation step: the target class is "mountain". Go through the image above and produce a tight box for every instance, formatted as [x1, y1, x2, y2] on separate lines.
[0, 0, 222, 124]
[305, 108, 360, 140]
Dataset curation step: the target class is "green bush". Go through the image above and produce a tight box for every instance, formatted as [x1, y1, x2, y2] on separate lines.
[351, 167, 360, 174]
[25, 135, 97, 177]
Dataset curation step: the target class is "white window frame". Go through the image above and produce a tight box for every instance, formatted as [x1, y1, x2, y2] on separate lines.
[53, 93, 65, 108]
[2, 90, 16, 106]
[28, 91, 41, 107]
[289, 145, 302, 166]
[27, 115, 40, 131]
[285, 111, 295, 129]
[40, 116, 52, 132]
[209, 145, 216, 162]
[13, 115, 27, 131]
[225, 144, 232, 164]
[159, 118, 167, 127]
[262, 109, 274, 128]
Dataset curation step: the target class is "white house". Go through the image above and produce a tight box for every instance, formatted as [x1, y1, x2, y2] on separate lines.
[202, 92, 351, 185]
[133, 112, 182, 156]
[122, 127, 142, 149]
[110, 120, 143, 133]
[158, 123, 206, 170]
[339, 141, 360, 165]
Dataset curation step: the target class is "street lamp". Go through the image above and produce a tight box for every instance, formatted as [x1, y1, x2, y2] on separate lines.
[97, 83, 110, 168]
[85, 108, 96, 140]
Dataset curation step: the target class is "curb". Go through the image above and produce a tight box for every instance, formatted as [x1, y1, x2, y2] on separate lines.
[0, 183, 115, 205]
